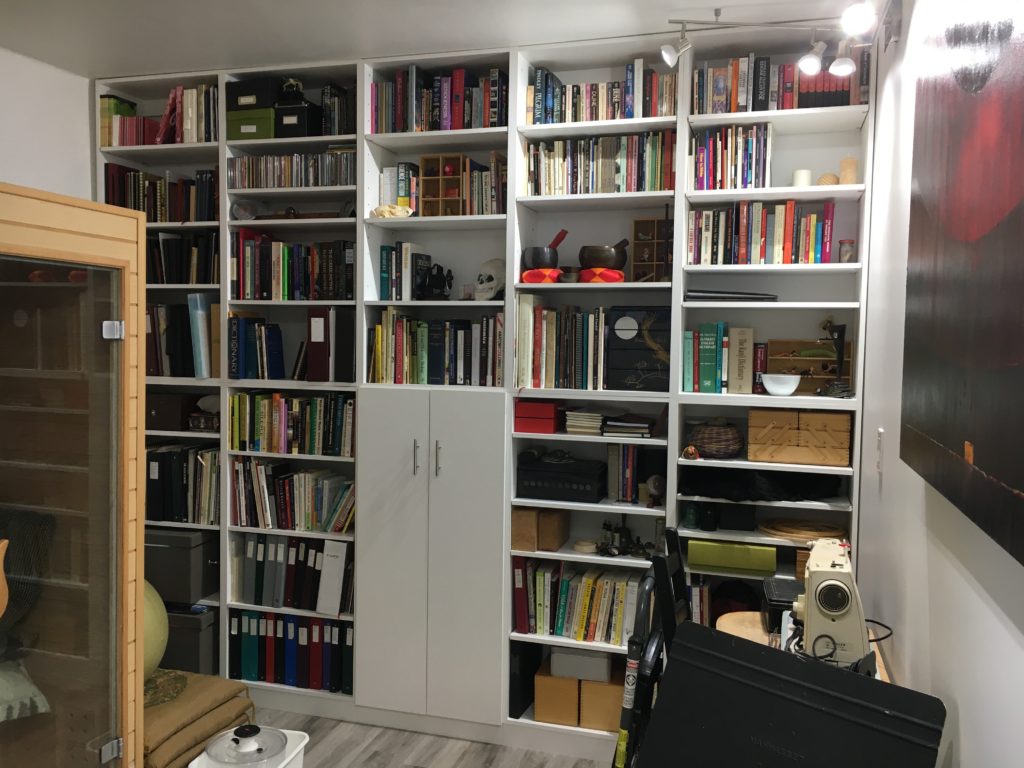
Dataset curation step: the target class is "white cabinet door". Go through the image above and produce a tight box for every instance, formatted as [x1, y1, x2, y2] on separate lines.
[426, 389, 506, 724]
[354, 387, 430, 714]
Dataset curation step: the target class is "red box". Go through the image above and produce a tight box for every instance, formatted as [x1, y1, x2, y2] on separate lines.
[515, 415, 559, 434]
[514, 400, 559, 418]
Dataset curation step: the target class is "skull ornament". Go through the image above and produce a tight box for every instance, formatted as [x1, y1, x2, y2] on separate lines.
[475, 258, 506, 301]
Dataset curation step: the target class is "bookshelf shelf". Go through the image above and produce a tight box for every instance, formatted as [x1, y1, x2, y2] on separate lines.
[684, 562, 793, 580]
[677, 456, 854, 476]
[227, 601, 354, 621]
[365, 214, 507, 231]
[512, 432, 668, 447]
[511, 497, 666, 518]
[228, 217, 357, 230]
[516, 191, 674, 213]
[228, 450, 354, 464]
[144, 520, 220, 531]
[510, 706, 617, 738]
[508, 631, 628, 655]
[146, 283, 219, 290]
[145, 429, 220, 440]
[678, 525, 813, 549]
[226, 379, 357, 392]
[364, 300, 504, 308]
[676, 494, 853, 513]
[227, 134, 357, 153]
[519, 116, 677, 139]
[510, 547, 651, 570]
[227, 185, 357, 200]
[685, 184, 865, 204]
[682, 301, 860, 310]
[229, 299, 356, 307]
[241, 680, 352, 700]
[146, 220, 219, 230]
[146, 376, 221, 387]
[514, 282, 671, 293]
[228, 525, 354, 542]
[687, 104, 869, 135]
[683, 263, 861, 273]
[197, 593, 221, 607]
[677, 392, 857, 411]
[514, 388, 670, 403]
[100, 142, 218, 164]
[366, 126, 508, 152]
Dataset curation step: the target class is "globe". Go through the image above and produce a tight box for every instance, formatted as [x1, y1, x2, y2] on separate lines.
[142, 580, 168, 680]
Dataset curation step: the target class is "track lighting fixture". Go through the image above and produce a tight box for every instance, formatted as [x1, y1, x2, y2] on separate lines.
[841, 2, 877, 36]
[829, 39, 857, 76]
[798, 41, 827, 76]
[661, 23, 693, 67]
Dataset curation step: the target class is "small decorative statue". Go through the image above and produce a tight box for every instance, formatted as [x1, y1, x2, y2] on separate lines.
[475, 258, 506, 301]
[427, 264, 453, 299]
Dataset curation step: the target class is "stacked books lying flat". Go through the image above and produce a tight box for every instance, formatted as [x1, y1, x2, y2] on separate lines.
[227, 147, 356, 189]
[145, 444, 221, 525]
[527, 131, 675, 195]
[232, 533, 353, 616]
[527, 60, 676, 124]
[564, 409, 606, 436]
[230, 458, 355, 533]
[563, 409, 657, 438]
[231, 231, 354, 301]
[368, 309, 505, 386]
[105, 164, 217, 222]
[682, 324, 763, 394]
[229, 610, 353, 694]
[604, 413, 657, 438]
[147, 231, 219, 285]
[687, 199, 839, 264]
[228, 391, 354, 457]
[100, 85, 218, 146]
[689, 123, 772, 191]
[512, 557, 643, 647]
[146, 296, 219, 378]
[227, 309, 355, 383]
[370, 65, 509, 133]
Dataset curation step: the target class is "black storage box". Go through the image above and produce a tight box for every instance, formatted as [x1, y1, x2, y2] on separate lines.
[146, 393, 199, 432]
[163, 606, 218, 675]
[145, 529, 219, 604]
[509, 640, 544, 719]
[275, 101, 324, 138]
[604, 306, 671, 392]
[517, 450, 607, 503]
[226, 77, 285, 110]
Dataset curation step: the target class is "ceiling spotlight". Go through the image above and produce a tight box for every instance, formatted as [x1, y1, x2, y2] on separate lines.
[661, 23, 693, 67]
[798, 41, 827, 76]
[841, 2, 877, 36]
[829, 40, 857, 76]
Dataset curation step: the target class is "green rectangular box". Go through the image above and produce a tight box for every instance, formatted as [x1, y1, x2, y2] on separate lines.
[227, 108, 275, 140]
[687, 540, 777, 575]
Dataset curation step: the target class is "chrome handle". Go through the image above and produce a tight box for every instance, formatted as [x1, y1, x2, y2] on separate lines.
[435, 440, 442, 476]
[413, 439, 421, 475]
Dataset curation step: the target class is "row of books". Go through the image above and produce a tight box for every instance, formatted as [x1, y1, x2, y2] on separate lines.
[144, 444, 221, 525]
[607, 445, 645, 504]
[370, 66, 509, 133]
[511, 557, 643, 647]
[231, 232, 354, 301]
[146, 231, 219, 285]
[233, 533, 353, 616]
[105, 164, 218, 222]
[526, 131, 675, 196]
[100, 85, 219, 146]
[228, 391, 354, 457]
[687, 576, 711, 627]
[527, 62, 677, 124]
[231, 459, 355, 533]
[319, 83, 357, 136]
[229, 610, 353, 694]
[688, 199, 839, 265]
[227, 309, 355, 383]
[689, 123, 772, 191]
[146, 297, 218, 378]
[378, 241, 433, 301]
[226, 147, 356, 189]
[682, 324, 765, 394]
[368, 310, 505, 387]
[691, 51, 870, 115]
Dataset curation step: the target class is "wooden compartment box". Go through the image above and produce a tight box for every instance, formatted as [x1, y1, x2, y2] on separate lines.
[419, 153, 465, 217]
[747, 409, 852, 467]
[766, 339, 855, 395]
[630, 217, 673, 283]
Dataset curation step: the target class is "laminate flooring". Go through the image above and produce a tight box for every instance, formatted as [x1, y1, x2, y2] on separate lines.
[256, 708, 602, 768]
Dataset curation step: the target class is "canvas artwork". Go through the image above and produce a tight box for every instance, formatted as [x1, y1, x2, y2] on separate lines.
[901, 9, 1024, 566]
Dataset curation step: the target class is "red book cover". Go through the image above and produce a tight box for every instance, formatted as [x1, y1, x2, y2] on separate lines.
[760, 205, 768, 262]
[738, 200, 749, 264]
[265, 611, 276, 682]
[753, 342, 767, 394]
[394, 318, 404, 384]
[531, 305, 543, 388]
[155, 88, 176, 144]
[692, 332, 700, 391]
[512, 556, 529, 634]
[305, 307, 331, 382]
[309, 619, 324, 690]
[782, 200, 796, 263]
[451, 68, 466, 130]
[785, 65, 796, 109]
[822, 200, 835, 262]
[283, 538, 297, 607]
[174, 86, 184, 143]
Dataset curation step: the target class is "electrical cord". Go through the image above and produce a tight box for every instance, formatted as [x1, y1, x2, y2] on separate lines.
[865, 618, 894, 643]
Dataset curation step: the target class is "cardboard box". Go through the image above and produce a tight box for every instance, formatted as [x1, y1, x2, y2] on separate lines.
[511, 507, 539, 551]
[537, 509, 570, 551]
[535, 660, 579, 727]
[551, 647, 612, 682]
[580, 667, 625, 731]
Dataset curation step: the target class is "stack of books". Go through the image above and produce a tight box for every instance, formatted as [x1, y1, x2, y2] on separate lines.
[565, 409, 607, 436]
[370, 65, 508, 133]
[527, 130, 675, 195]
[603, 413, 655, 438]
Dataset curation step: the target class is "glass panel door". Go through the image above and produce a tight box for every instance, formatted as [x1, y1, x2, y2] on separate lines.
[0, 254, 122, 766]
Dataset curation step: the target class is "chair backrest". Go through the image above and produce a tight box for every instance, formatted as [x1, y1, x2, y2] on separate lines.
[651, 529, 688, 646]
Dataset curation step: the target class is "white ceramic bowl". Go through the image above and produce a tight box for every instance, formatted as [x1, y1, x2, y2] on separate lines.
[761, 373, 801, 396]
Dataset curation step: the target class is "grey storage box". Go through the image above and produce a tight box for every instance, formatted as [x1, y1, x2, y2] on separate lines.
[163, 606, 218, 675]
[145, 529, 219, 604]
[550, 647, 612, 683]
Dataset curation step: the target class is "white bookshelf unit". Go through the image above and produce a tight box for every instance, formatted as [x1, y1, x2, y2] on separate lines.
[91, 30, 878, 761]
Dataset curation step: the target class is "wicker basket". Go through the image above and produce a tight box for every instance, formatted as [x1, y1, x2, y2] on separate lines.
[688, 421, 744, 459]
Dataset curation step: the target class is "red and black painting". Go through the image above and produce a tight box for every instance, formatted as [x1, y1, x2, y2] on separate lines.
[902, 8, 1024, 566]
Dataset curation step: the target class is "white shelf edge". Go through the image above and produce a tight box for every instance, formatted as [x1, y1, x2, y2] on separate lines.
[228, 449, 355, 463]
[682, 301, 860, 310]
[677, 392, 858, 411]
[514, 388, 670, 403]
[511, 497, 666, 517]
[519, 115, 677, 138]
[683, 263, 861, 273]
[676, 494, 853, 512]
[242, 679, 353, 699]
[226, 379, 357, 391]
[145, 520, 220, 530]
[228, 525, 354, 542]
[227, 601, 353, 621]
[509, 705, 617, 738]
[677, 457, 854, 476]
[685, 184, 865, 203]
[677, 526, 814, 549]
[145, 429, 220, 439]
[509, 631, 628, 655]
[512, 432, 668, 447]
[511, 548, 652, 570]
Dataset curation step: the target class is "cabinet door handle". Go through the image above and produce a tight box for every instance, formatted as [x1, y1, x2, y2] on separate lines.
[434, 440, 442, 476]
[413, 439, 421, 475]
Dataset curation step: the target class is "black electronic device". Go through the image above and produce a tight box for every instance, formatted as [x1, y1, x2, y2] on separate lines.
[635, 622, 946, 768]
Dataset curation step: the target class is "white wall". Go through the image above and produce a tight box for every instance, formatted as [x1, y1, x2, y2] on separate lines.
[0, 47, 92, 199]
[859, 1, 1024, 766]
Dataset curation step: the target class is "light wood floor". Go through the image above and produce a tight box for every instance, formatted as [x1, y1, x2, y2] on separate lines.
[256, 708, 601, 768]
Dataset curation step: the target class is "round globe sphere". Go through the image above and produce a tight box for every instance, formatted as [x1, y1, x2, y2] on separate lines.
[142, 580, 168, 681]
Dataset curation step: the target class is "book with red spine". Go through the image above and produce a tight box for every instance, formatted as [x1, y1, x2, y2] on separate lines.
[174, 86, 184, 143]
[451, 68, 466, 130]
[738, 200, 749, 265]
[309, 619, 323, 690]
[512, 556, 529, 634]
[783, 65, 795, 109]
[760, 205, 768, 263]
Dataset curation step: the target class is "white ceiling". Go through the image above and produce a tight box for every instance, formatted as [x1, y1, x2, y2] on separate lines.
[0, 0, 848, 79]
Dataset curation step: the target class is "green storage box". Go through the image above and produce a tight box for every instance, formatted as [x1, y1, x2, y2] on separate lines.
[227, 108, 275, 140]
[687, 540, 777, 576]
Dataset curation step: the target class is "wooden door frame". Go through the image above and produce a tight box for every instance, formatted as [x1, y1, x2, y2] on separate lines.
[0, 182, 145, 768]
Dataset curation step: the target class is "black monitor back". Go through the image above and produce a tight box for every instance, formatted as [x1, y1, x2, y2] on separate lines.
[636, 622, 945, 768]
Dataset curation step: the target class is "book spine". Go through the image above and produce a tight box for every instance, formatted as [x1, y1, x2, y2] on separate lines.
[753, 342, 768, 394]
